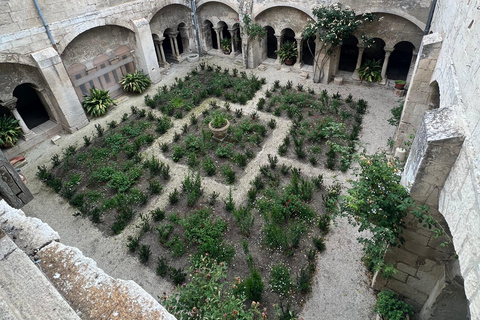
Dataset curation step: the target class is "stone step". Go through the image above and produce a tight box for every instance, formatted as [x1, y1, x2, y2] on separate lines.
[0, 229, 81, 320]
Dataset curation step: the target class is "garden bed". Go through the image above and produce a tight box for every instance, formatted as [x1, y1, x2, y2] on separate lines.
[161, 102, 275, 185]
[258, 80, 367, 171]
[126, 163, 341, 318]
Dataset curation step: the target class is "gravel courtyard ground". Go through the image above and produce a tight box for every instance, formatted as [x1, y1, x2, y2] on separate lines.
[19, 55, 398, 319]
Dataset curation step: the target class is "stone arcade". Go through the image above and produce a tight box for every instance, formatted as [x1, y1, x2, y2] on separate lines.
[0, 0, 478, 319]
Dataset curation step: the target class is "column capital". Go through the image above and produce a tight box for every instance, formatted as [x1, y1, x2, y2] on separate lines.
[213, 26, 223, 32]
[384, 47, 394, 53]
[1, 98, 18, 110]
[295, 36, 303, 41]
[357, 44, 366, 49]
[167, 31, 179, 37]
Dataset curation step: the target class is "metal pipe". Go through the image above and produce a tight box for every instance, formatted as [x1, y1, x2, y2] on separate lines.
[190, 0, 202, 57]
[33, 0, 56, 47]
[424, 0, 437, 35]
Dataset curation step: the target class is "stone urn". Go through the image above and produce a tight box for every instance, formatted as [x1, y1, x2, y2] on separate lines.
[209, 119, 230, 141]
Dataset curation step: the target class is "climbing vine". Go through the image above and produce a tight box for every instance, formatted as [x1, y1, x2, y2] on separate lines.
[302, 3, 377, 81]
[337, 150, 446, 274]
[242, 14, 267, 41]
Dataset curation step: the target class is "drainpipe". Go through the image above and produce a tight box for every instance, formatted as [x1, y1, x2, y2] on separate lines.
[190, 0, 202, 56]
[33, 0, 57, 49]
[424, 0, 437, 35]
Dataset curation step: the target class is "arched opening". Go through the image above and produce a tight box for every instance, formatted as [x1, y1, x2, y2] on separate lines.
[208, 21, 218, 49]
[203, 20, 214, 50]
[362, 38, 386, 65]
[177, 23, 186, 55]
[302, 36, 315, 66]
[163, 29, 175, 62]
[281, 28, 295, 45]
[387, 41, 415, 81]
[13, 84, 50, 129]
[265, 26, 277, 59]
[428, 81, 440, 110]
[338, 35, 359, 72]
[232, 23, 242, 54]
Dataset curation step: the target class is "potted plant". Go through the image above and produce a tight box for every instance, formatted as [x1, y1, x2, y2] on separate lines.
[221, 38, 231, 54]
[276, 41, 298, 65]
[0, 114, 21, 148]
[208, 112, 230, 140]
[357, 59, 382, 83]
[394, 80, 406, 90]
[374, 290, 414, 320]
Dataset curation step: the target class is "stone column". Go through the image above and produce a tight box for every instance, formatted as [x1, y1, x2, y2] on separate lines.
[131, 18, 161, 83]
[294, 37, 303, 69]
[3, 98, 34, 140]
[274, 34, 282, 64]
[172, 32, 181, 60]
[168, 34, 175, 56]
[214, 28, 222, 53]
[159, 38, 169, 68]
[179, 26, 191, 53]
[154, 42, 161, 64]
[228, 28, 236, 58]
[351, 45, 365, 80]
[31, 47, 88, 133]
[380, 48, 393, 85]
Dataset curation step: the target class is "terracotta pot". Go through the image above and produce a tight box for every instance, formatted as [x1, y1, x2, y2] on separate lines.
[223, 50, 231, 55]
[395, 83, 406, 90]
[209, 119, 230, 140]
[284, 58, 294, 65]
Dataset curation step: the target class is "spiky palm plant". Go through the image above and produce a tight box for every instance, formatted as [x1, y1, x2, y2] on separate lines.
[119, 70, 152, 93]
[82, 88, 116, 117]
[0, 114, 21, 148]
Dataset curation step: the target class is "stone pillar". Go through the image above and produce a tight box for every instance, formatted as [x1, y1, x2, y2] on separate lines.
[172, 32, 181, 60]
[351, 45, 365, 80]
[4, 98, 34, 140]
[228, 28, 236, 58]
[380, 48, 393, 85]
[158, 38, 169, 68]
[131, 18, 161, 83]
[168, 34, 175, 56]
[214, 28, 222, 53]
[394, 33, 443, 150]
[405, 50, 418, 86]
[31, 47, 88, 133]
[154, 42, 161, 64]
[179, 26, 191, 53]
[294, 37, 303, 69]
[274, 34, 282, 64]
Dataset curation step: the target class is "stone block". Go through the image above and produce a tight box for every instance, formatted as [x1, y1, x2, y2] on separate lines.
[397, 262, 418, 276]
[334, 77, 343, 85]
[257, 64, 266, 71]
[281, 67, 290, 72]
[37, 242, 176, 320]
[300, 72, 309, 79]
[392, 270, 409, 283]
[393, 247, 419, 265]
[402, 229, 431, 246]
[394, 88, 405, 97]
[387, 278, 429, 304]
[0, 200, 60, 255]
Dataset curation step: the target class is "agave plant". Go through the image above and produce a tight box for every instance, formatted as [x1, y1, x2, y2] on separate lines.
[119, 70, 152, 93]
[357, 59, 382, 83]
[82, 88, 117, 117]
[0, 114, 21, 148]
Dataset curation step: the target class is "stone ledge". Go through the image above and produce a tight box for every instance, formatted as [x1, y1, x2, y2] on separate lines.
[0, 200, 59, 255]
[37, 242, 175, 320]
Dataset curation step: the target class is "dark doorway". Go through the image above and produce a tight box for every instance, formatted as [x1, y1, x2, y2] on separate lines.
[386, 41, 414, 81]
[302, 36, 315, 66]
[265, 26, 277, 59]
[162, 30, 175, 63]
[13, 84, 49, 129]
[362, 38, 386, 65]
[210, 24, 218, 49]
[282, 28, 295, 44]
[339, 36, 358, 72]
[176, 31, 184, 55]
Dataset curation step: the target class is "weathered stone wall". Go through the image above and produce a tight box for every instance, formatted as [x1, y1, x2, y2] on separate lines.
[255, 6, 310, 35]
[197, 2, 239, 28]
[394, 0, 480, 318]
[0, 63, 46, 102]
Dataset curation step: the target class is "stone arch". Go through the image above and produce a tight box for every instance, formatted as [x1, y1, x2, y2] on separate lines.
[196, 0, 238, 15]
[149, 4, 192, 36]
[253, 4, 313, 23]
[362, 37, 386, 65]
[58, 21, 135, 55]
[255, 7, 310, 36]
[61, 26, 137, 100]
[231, 22, 242, 54]
[146, 0, 192, 22]
[355, 8, 425, 31]
[387, 41, 415, 81]
[197, 1, 239, 31]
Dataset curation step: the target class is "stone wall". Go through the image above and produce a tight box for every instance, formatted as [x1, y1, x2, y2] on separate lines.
[393, 0, 480, 318]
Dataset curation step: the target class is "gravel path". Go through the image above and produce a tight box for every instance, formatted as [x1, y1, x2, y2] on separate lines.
[18, 55, 398, 319]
